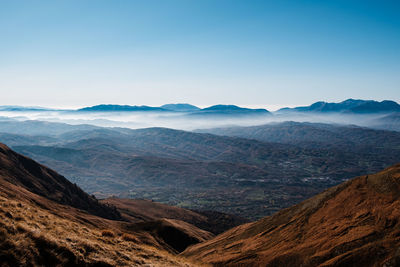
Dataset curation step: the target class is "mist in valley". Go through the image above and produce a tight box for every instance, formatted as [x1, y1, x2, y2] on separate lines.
[0, 108, 395, 133]
[0, 102, 398, 220]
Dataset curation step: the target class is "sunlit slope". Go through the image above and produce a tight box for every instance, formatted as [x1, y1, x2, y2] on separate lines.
[183, 164, 400, 267]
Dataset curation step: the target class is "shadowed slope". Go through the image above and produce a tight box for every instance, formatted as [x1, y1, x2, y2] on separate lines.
[102, 198, 249, 235]
[0, 143, 120, 220]
[183, 164, 400, 267]
[125, 219, 214, 253]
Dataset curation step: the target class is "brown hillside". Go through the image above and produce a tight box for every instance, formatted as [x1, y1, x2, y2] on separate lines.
[0, 143, 120, 220]
[183, 164, 400, 267]
[0, 180, 204, 266]
[0, 143, 209, 266]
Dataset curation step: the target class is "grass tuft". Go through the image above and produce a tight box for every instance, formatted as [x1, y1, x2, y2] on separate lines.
[122, 233, 138, 242]
[101, 229, 115, 238]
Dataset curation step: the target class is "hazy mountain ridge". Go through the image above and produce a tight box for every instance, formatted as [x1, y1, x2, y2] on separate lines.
[1, 99, 399, 131]
[0, 120, 99, 136]
[160, 103, 200, 112]
[278, 99, 400, 114]
[78, 103, 270, 116]
[78, 104, 167, 112]
[3, 99, 398, 115]
[197, 121, 400, 149]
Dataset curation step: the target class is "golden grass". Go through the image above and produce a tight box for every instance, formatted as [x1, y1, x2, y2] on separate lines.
[0, 195, 206, 266]
[122, 233, 138, 242]
[101, 229, 115, 237]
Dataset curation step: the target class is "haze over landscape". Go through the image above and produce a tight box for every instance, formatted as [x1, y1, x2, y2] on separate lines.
[0, 1, 399, 266]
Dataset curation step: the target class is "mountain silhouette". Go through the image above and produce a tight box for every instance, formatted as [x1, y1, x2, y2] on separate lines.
[78, 104, 166, 112]
[161, 103, 200, 111]
[279, 99, 400, 114]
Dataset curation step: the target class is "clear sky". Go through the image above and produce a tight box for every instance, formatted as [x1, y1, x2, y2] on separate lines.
[0, 0, 399, 109]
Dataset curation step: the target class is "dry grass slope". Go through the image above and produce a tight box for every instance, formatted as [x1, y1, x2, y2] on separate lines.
[183, 164, 400, 267]
[0, 193, 208, 267]
[0, 143, 208, 266]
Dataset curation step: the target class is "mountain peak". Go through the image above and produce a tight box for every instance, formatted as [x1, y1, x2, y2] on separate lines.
[203, 104, 244, 111]
[160, 103, 200, 111]
[279, 99, 400, 114]
[202, 105, 269, 113]
[78, 104, 166, 112]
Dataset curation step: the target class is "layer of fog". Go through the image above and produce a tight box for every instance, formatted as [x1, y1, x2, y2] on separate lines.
[0, 109, 394, 132]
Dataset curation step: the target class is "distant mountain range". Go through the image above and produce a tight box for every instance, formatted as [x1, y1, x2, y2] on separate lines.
[1, 99, 399, 115]
[77, 99, 400, 114]
[78, 103, 271, 115]
[196, 105, 270, 116]
[0, 106, 55, 111]
[79, 99, 400, 115]
[278, 99, 400, 114]
[78, 104, 166, 112]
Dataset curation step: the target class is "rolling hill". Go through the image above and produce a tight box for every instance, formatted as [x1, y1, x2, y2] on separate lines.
[77, 103, 270, 114]
[1, 122, 398, 220]
[197, 121, 400, 149]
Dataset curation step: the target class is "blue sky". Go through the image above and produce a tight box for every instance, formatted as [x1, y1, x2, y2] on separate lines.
[0, 0, 399, 109]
